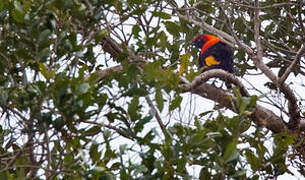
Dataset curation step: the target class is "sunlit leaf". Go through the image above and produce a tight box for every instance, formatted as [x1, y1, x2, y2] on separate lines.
[78, 83, 90, 94]
[152, 11, 171, 19]
[155, 88, 164, 112]
[169, 95, 182, 111]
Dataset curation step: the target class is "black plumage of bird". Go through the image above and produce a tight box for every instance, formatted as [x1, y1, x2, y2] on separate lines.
[192, 34, 234, 74]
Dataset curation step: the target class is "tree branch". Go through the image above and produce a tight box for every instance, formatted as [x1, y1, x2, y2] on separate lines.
[101, 36, 123, 59]
[189, 69, 249, 97]
[86, 36, 146, 81]
[279, 45, 305, 84]
[145, 95, 168, 137]
[85, 65, 123, 81]
[84, 120, 137, 139]
[297, 1, 305, 41]
[181, 74, 287, 133]
[301, 118, 305, 131]
[254, 0, 263, 62]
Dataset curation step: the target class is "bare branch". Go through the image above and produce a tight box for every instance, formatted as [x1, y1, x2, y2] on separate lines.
[87, 36, 147, 81]
[225, 1, 296, 9]
[189, 69, 249, 97]
[254, 0, 263, 61]
[174, 10, 252, 53]
[297, 1, 305, 41]
[145, 96, 168, 136]
[279, 45, 305, 84]
[101, 36, 123, 59]
[181, 78, 287, 133]
[85, 65, 123, 81]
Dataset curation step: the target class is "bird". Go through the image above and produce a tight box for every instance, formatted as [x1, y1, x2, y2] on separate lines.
[192, 34, 234, 74]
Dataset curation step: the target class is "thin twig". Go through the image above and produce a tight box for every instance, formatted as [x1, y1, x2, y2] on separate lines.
[297, 1, 305, 41]
[84, 121, 136, 139]
[145, 95, 168, 137]
[279, 45, 305, 84]
[254, 0, 263, 62]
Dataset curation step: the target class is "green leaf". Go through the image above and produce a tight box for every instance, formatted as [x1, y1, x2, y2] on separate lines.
[179, 53, 191, 75]
[78, 83, 90, 94]
[177, 157, 186, 172]
[199, 167, 211, 180]
[198, 110, 213, 117]
[134, 116, 152, 134]
[155, 88, 164, 112]
[245, 149, 260, 171]
[169, 95, 182, 111]
[110, 162, 121, 171]
[248, 95, 258, 109]
[63, 39, 73, 51]
[159, 31, 169, 50]
[194, 116, 202, 129]
[189, 130, 209, 146]
[84, 126, 101, 136]
[132, 25, 141, 38]
[164, 21, 180, 37]
[273, 132, 296, 148]
[239, 117, 251, 133]
[234, 17, 246, 33]
[231, 169, 246, 178]
[232, 87, 246, 114]
[152, 11, 171, 19]
[39, 29, 51, 44]
[128, 96, 140, 121]
[39, 63, 49, 79]
[12, 1, 24, 23]
[226, 151, 240, 163]
[0, 87, 8, 106]
[0, 172, 7, 180]
[119, 144, 128, 154]
[90, 143, 101, 163]
[223, 139, 237, 163]
[0, 1, 4, 10]
[39, 48, 51, 62]
[95, 29, 109, 42]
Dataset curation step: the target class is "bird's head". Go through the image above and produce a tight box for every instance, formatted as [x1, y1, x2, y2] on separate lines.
[192, 34, 218, 49]
[192, 34, 207, 49]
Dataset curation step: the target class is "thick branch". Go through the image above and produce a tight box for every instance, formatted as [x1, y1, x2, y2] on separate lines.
[190, 69, 249, 97]
[87, 36, 146, 81]
[181, 78, 287, 133]
[101, 36, 123, 58]
[85, 65, 123, 81]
